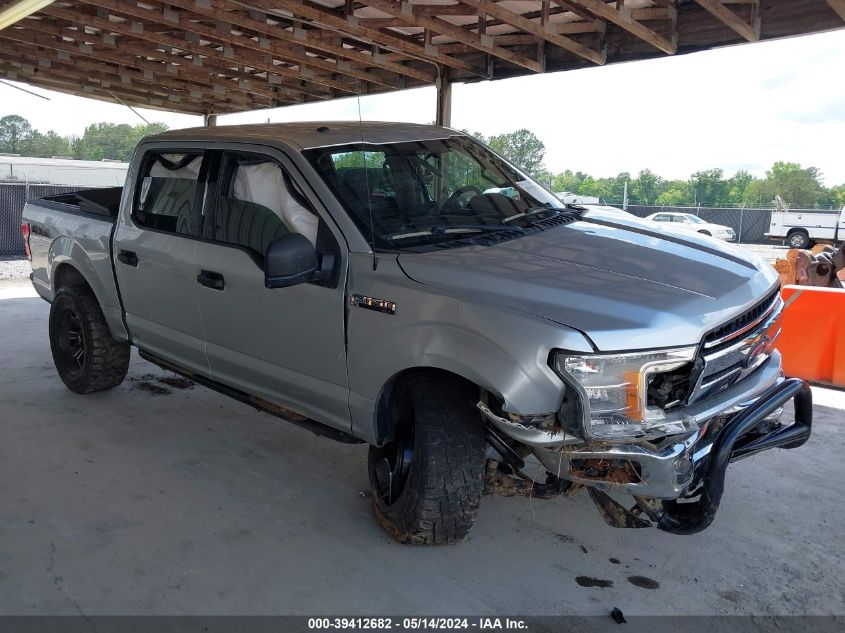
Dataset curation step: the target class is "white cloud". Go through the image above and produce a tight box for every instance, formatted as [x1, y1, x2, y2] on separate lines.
[2, 29, 844, 185]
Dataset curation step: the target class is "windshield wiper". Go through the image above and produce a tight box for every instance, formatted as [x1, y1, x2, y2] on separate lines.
[500, 206, 562, 224]
[388, 224, 526, 241]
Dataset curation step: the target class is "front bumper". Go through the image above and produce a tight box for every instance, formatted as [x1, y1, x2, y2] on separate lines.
[493, 351, 812, 534]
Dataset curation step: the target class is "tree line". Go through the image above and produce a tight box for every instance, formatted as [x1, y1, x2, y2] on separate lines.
[472, 129, 845, 209]
[3, 114, 843, 208]
[0, 114, 167, 162]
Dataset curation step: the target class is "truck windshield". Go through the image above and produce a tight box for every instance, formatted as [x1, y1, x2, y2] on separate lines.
[304, 135, 565, 250]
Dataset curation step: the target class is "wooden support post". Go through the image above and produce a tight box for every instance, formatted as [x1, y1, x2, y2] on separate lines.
[435, 69, 451, 128]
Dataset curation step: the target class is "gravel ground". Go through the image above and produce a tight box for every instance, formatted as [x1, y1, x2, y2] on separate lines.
[0, 259, 31, 280]
[737, 243, 790, 265]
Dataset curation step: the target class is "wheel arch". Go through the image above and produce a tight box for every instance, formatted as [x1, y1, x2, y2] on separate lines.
[48, 235, 128, 341]
[373, 366, 497, 446]
[53, 261, 93, 293]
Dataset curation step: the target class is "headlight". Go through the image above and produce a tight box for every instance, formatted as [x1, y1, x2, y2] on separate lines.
[554, 347, 698, 441]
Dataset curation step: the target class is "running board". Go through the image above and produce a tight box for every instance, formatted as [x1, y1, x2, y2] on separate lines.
[138, 350, 363, 444]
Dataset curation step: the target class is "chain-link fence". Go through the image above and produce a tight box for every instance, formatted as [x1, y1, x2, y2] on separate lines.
[622, 205, 776, 244]
[0, 183, 86, 259]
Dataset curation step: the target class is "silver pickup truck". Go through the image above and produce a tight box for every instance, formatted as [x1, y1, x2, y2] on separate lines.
[22, 122, 812, 543]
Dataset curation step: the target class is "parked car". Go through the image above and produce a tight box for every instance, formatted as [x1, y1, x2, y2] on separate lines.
[22, 122, 811, 544]
[645, 211, 737, 241]
[765, 197, 845, 249]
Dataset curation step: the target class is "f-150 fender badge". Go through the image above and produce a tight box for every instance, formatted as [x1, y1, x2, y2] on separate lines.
[350, 294, 397, 315]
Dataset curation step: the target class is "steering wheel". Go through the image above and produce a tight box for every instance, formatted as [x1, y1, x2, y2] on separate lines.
[441, 185, 483, 212]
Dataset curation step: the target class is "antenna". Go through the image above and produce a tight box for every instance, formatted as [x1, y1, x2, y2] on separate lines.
[0, 79, 50, 100]
[104, 89, 150, 125]
[357, 95, 378, 271]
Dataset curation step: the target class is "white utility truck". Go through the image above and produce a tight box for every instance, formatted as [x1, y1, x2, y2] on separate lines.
[766, 196, 845, 249]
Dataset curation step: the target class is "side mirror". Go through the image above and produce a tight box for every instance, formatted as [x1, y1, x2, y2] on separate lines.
[265, 233, 321, 288]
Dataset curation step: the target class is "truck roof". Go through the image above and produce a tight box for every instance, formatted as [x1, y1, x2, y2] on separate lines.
[146, 121, 459, 151]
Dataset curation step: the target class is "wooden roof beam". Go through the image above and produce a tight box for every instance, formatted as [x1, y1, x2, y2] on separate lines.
[151, 1, 402, 91]
[694, 0, 760, 42]
[72, 1, 364, 95]
[0, 60, 232, 114]
[459, 0, 605, 65]
[824, 0, 845, 22]
[4, 22, 300, 104]
[566, 0, 676, 54]
[0, 29, 302, 105]
[0, 46, 262, 110]
[357, 0, 542, 72]
[157, 0, 435, 85]
[39, 4, 342, 99]
[244, 0, 484, 75]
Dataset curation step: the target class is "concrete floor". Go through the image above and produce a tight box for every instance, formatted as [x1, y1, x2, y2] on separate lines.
[1, 277, 843, 617]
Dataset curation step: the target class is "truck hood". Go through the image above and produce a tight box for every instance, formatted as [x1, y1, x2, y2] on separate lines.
[397, 213, 778, 351]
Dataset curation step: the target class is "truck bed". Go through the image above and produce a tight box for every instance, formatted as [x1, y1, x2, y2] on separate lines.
[22, 187, 127, 341]
[36, 186, 123, 220]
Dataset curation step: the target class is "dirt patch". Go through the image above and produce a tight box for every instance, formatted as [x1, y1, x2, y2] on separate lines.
[132, 382, 171, 396]
[156, 376, 194, 390]
[627, 575, 660, 590]
[130, 373, 194, 396]
[575, 576, 613, 589]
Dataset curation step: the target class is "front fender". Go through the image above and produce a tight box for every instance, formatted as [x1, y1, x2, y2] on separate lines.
[346, 254, 593, 443]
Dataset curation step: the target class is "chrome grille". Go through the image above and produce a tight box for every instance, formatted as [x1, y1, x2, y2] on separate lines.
[689, 288, 784, 404]
[702, 288, 781, 352]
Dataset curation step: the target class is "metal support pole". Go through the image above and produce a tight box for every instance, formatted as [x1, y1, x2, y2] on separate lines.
[738, 204, 744, 244]
[203, 113, 217, 127]
[435, 68, 452, 128]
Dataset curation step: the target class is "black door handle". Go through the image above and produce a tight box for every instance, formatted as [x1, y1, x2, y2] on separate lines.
[117, 250, 138, 267]
[197, 269, 225, 290]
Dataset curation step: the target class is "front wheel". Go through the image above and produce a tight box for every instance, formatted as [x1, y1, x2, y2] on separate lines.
[49, 286, 130, 394]
[368, 375, 486, 545]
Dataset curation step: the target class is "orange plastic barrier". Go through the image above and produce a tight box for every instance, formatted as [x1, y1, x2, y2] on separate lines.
[778, 285, 845, 387]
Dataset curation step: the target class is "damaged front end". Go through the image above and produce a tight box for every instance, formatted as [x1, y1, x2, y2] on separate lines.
[477, 289, 814, 534]
[480, 376, 812, 534]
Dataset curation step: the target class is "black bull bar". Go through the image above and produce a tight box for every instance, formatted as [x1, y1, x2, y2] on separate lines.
[657, 377, 813, 535]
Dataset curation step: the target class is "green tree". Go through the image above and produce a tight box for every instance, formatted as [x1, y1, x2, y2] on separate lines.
[485, 129, 547, 179]
[552, 169, 587, 194]
[829, 183, 845, 208]
[725, 170, 755, 205]
[689, 168, 727, 206]
[22, 130, 72, 157]
[74, 121, 168, 161]
[760, 161, 828, 208]
[0, 114, 34, 154]
[631, 169, 664, 205]
[655, 181, 692, 206]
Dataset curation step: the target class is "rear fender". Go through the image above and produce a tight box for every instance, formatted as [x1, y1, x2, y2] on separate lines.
[49, 236, 128, 341]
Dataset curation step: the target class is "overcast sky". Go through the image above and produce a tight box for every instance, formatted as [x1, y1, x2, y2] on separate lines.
[2, 28, 843, 185]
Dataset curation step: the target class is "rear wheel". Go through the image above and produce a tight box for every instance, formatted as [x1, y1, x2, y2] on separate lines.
[368, 375, 486, 545]
[49, 286, 130, 394]
[788, 230, 811, 249]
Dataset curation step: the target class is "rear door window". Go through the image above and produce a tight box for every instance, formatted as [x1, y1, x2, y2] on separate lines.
[211, 152, 319, 261]
[134, 152, 204, 236]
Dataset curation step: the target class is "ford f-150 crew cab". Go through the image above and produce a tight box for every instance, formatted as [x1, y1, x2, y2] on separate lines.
[22, 122, 812, 543]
